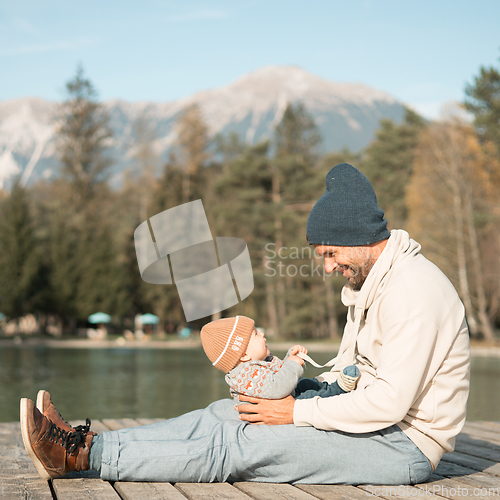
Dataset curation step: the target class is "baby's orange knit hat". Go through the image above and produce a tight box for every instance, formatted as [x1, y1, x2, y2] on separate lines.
[200, 316, 255, 373]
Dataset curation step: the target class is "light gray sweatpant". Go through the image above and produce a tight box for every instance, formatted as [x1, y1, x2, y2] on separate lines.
[97, 399, 432, 485]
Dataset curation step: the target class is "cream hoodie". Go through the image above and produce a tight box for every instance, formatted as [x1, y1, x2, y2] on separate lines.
[293, 230, 470, 468]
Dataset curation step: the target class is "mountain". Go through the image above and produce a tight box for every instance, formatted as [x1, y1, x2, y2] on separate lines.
[0, 66, 406, 189]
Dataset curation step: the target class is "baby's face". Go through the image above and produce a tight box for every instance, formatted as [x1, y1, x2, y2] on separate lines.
[244, 327, 270, 361]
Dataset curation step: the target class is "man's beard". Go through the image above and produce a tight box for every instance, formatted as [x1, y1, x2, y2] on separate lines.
[344, 255, 376, 291]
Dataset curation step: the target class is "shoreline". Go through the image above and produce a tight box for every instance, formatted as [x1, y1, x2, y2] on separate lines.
[1, 337, 499, 357]
[0, 336, 340, 352]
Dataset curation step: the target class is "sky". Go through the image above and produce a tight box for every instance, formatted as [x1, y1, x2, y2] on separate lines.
[1, 0, 499, 119]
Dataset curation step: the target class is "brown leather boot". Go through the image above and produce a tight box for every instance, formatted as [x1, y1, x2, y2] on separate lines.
[36, 390, 76, 432]
[20, 398, 93, 480]
[36, 390, 95, 436]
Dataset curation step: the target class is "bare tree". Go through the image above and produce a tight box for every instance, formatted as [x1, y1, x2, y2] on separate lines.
[175, 104, 209, 203]
[407, 119, 499, 341]
[131, 114, 160, 220]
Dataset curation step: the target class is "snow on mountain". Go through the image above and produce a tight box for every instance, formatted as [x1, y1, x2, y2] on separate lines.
[0, 98, 58, 189]
[188, 66, 404, 147]
[0, 66, 406, 189]
[0, 150, 21, 189]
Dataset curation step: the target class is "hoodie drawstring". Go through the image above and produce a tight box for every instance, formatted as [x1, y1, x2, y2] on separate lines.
[298, 306, 364, 369]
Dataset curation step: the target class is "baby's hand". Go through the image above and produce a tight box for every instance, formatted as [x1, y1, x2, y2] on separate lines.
[289, 345, 308, 356]
[287, 345, 307, 366]
[287, 354, 305, 366]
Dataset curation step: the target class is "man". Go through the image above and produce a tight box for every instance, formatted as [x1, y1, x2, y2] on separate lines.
[21, 163, 470, 485]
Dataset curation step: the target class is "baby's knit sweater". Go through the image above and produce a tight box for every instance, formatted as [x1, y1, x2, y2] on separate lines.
[225, 352, 304, 400]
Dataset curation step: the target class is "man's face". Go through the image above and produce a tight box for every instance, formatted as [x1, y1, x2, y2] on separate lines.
[314, 244, 376, 290]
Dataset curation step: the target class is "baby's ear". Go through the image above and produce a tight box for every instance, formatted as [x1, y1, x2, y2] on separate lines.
[240, 352, 251, 362]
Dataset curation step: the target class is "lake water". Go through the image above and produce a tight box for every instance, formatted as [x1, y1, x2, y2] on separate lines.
[0, 346, 498, 423]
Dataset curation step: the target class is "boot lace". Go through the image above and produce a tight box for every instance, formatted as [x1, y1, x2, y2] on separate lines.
[47, 418, 92, 455]
[74, 418, 92, 434]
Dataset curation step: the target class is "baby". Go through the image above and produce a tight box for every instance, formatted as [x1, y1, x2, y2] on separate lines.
[200, 315, 359, 402]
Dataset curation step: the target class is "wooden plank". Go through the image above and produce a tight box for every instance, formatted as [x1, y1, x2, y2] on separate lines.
[441, 450, 500, 476]
[0, 422, 39, 479]
[101, 418, 142, 431]
[114, 481, 188, 500]
[415, 474, 482, 500]
[2, 418, 499, 500]
[97, 418, 190, 500]
[454, 435, 500, 462]
[464, 421, 500, 433]
[461, 423, 500, 445]
[92, 417, 184, 499]
[462, 421, 500, 432]
[52, 477, 121, 499]
[434, 460, 478, 477]
[297, 484, 372, 500]
[357, 483, 442, 499]
[1, 419, 120, 499]
[456, 432, 500, 452]
[234, 482, 317, 500]
[0, 478, 53, 500]
[135, 418, 165, 426]
[0, 421, 55, 499]
[176, 482, 252, 499]
[450, 472, 500, 492]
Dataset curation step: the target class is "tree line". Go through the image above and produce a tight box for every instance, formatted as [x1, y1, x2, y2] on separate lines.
[0, 58, 499, 341]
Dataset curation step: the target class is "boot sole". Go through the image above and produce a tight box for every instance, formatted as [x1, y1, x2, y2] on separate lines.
[20, 398, 53, 480]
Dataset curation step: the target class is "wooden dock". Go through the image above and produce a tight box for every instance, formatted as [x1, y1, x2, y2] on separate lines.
[1, 418, 499, 499]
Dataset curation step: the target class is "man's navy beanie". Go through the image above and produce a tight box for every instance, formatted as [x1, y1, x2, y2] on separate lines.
[306, 163, 390, 246]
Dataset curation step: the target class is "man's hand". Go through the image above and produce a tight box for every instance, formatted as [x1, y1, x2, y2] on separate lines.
[236, 395, 295, 425]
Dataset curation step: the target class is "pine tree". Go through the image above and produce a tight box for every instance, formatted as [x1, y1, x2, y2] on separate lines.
[211, 141, 275, 329]
[214, 132, 246, 170]
[275, 102, 321, 163]
[46, 201, 80, 319]
[464, 56, 500, 152]
[0, 184, 43, 319]
[41, 183, 131, 324]
[46, 68, 130, 325]
[174, 104, 210, 203]
[319, 149, 361, 171]
[360, 108, 426, 229]
[56, 65, 113, 203]
[271, 103, 333, 338]
[73, 202, 130, 319]
[138, 156, 186, 324]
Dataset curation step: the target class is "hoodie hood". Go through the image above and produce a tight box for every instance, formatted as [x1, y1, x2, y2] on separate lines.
[342, 229, 421, 311]
[339, 230, 421, 364]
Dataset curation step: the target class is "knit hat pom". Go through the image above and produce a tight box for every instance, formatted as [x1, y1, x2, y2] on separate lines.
[200, 316, 255, 373]
[306, 163, 390, 246]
